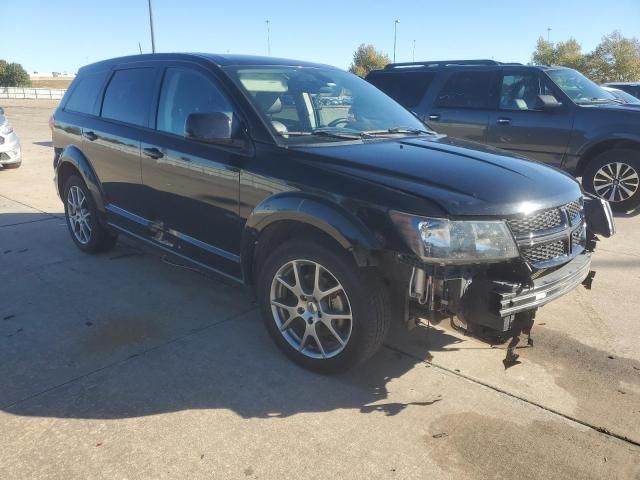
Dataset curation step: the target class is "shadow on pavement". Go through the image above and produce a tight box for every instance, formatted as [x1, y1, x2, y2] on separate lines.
[0, 211, 460, 421]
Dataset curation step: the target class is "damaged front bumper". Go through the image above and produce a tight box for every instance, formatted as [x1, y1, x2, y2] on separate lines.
[496, 253, 591, 317]
[390, 194, 615, 337]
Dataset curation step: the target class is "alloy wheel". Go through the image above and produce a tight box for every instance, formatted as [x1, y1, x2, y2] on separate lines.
[270, 259, 353, 359]
[66, 185, 92, 244]
[593, 161, 639, 203]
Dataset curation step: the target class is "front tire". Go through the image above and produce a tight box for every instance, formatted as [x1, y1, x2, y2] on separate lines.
[257, 239, 390, 373]
[583, 149, 640, 212]
[63, 175, 117, 253]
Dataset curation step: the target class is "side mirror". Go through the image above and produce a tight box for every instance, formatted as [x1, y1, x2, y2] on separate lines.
[535, 94, 563, 111]
[185, 112, 239, 146]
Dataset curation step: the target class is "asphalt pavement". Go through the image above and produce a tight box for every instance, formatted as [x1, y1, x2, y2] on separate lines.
[1, 99, 639, 479]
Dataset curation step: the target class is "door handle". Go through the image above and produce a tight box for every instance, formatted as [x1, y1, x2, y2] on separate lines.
[82, 131, 98, 141]
[497, 118, 511, 124]
[428, 114, 441, 121]
[143, 147, 164, 160]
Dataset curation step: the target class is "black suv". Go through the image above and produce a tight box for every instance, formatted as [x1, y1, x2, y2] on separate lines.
[367, 60, 640, 211]
[52, 54, 614, 371]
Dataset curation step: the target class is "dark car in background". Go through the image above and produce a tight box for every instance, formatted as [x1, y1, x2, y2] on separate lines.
[367, 60, 640, 211]
[602, 86, 640, 105]
[603, 82, 640, 100]
[51, 54, 613, 371]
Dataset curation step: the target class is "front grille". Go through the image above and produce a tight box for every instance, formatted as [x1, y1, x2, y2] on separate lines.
[571, 226, 585, 250]
[507, 197, 585, 268]
[0, 152, 9, 160]
[521, 240, 567, 264]
[507, 208, 563, 236]
[565, 198, 583, 222]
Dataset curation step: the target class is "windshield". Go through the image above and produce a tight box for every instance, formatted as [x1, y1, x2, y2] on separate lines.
[225, 65, 429, 144]
[547, 69, 617, 105]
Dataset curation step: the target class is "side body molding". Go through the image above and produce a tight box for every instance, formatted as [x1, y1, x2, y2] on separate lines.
[240, 193, 383, 282]
[55, 145, 106, 213]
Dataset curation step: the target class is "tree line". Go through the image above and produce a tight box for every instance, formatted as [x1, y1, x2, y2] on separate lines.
[532, 31, 640, 83]
[350, 31, 640, 83]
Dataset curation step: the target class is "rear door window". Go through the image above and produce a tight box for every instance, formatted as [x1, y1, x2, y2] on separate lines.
[368, 71, 435, 109]
[64, 71, 108, 115]
[101, 68, 156, 127]
[436, 71, 495, 109]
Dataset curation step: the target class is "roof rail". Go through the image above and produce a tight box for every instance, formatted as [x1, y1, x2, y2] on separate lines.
[384, 59, 506, 69]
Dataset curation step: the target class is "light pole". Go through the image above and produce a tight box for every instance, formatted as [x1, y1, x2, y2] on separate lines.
[412, 39, 416, 62]
[265, 20, 271, 56]
[147, 0, 156, 53]
[547, 27, 551, 42]
[393, 19, 400, 63]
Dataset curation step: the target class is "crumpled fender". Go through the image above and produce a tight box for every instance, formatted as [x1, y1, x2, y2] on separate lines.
[240, 192, 383, 280]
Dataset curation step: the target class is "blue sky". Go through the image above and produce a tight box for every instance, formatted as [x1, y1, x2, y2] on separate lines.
[4, 0, 640, 73]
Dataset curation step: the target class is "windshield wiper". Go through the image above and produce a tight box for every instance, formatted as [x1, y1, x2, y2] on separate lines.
[277, 127, 368, 140]
[363, 127, 433, 136]
[577, 97, 623, 105]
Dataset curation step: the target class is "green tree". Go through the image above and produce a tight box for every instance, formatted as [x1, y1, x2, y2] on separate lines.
[532, 37, 555, 65]
[349, 44, 390, 78]
[0, 60, 31, 87]
[555, 38, 584, 70]
[584, 31, 640, 83]
[531, 37, 583, 69]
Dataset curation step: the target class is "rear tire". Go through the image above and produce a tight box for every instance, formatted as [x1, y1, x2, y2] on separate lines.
[583, 148, 640, 212]
[63, 175, 118, 253]
[257, 239, 390, 373]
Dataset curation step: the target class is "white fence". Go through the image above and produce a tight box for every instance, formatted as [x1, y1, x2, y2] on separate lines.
[0, 87, 66, 100]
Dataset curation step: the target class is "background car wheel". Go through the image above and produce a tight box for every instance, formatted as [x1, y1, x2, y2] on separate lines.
[583, 148, 640, 212]
[257, 239, 390, 373]
[63, 175, 118, 253]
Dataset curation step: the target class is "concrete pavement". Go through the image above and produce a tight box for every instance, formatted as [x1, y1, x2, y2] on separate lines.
[1, 99, 639, 479]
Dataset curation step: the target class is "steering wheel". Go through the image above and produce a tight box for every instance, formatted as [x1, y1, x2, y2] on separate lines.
[327, 118, 350, 128]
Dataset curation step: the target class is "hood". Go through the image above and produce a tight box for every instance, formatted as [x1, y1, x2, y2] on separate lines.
[295, 135, 582, 216]
[581, 102, 640, 111]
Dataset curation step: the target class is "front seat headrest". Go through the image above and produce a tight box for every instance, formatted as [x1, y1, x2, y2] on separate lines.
[254, 92, 283, 115]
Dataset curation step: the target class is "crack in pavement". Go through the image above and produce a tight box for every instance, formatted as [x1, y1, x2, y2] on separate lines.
[382, 344, 640, 449]
[0, 216, 58, 228]
[0, 193, 64, 220]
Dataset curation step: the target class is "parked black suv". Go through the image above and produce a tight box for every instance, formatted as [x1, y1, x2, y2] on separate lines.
[367, 60, 640, 211]
[52, 54, 614, 371]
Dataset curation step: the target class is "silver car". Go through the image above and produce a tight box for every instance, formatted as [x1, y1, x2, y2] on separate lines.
[0, 107, 22, 169]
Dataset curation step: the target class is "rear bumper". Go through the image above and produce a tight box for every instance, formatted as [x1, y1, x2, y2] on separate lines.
[495, 253, 591, 317]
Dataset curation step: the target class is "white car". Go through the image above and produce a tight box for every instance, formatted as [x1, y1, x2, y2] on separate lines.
[0, 107, 22, 169]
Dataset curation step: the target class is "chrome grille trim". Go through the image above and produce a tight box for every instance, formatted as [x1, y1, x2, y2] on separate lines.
[507, 198, 585, 268]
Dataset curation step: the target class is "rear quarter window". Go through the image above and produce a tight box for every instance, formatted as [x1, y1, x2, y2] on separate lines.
[367, 71, 435, 109]
[101, 68, 156, 127]
[64, 71, 108, 115]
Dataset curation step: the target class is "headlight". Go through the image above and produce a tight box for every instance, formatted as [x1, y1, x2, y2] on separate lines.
[0, 121, 13, 135]
[390, 211, 519, 263]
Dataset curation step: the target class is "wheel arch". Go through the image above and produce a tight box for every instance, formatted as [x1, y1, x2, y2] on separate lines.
[240, 194, 383, 285]
[56, 145, 106, 213]
[576, 138, 640, 177]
